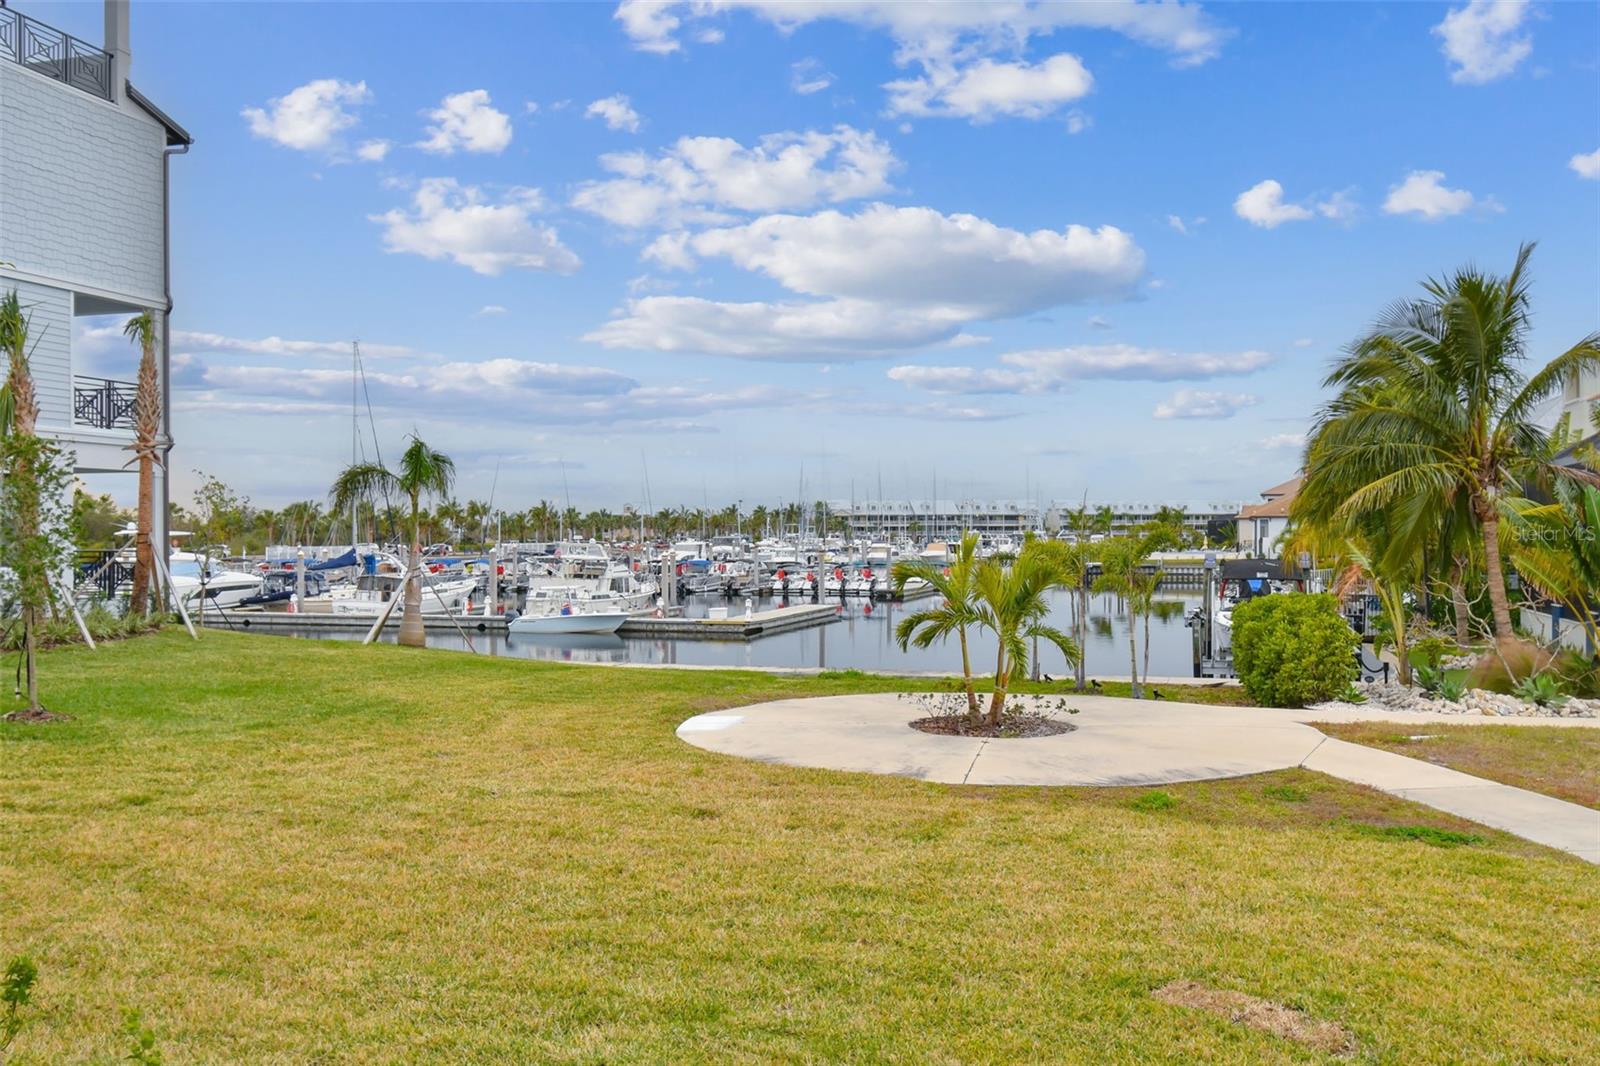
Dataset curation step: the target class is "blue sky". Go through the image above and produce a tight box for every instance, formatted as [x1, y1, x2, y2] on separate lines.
[40, 0, 1600, 512]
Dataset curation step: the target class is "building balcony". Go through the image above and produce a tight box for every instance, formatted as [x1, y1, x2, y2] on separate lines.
[0, 4, 113, 101]
[73, 375, 136, 431]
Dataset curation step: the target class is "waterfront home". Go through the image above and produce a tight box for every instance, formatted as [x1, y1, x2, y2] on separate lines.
[1235, 476, 1302, 558]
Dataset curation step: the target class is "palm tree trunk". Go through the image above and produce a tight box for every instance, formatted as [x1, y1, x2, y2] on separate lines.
[1074, 583, 1089, 692]
[1450, 558, 1471, 646]
[1477, 497, 1515, 640]
[1127, 607, 1141, 699]
[1142, 606, 1151, 688]
[988, 643, 1007, 724]
[132, 453, 153, 616]
[957, 625, 979, 723]
[399, 490, 426, 648]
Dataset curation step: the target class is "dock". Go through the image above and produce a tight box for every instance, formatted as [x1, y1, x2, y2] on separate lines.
[620, 603, 838, 640]
[201, 608, 509, 633]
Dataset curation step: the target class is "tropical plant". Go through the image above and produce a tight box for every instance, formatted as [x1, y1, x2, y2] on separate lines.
[1507, 483, 1600, 660]
[1092, 535, 1159, 697]
[1231, 594, 1359, 708]
[1513, 672, 1567, 709]
[2, 955, 38, 1062]
[1298, 244, 1600, 641]
[1026, 537, 1095, 691]
[892, 532, 984, 722]
[330, 435, 456, 648]
[119, 311, 162, 614]
[969, 549, 1080, 724]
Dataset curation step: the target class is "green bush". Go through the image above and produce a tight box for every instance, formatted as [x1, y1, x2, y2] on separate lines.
[1231, 594, 1358, 708]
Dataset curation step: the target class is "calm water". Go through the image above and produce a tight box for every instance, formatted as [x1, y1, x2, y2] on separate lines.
[270, 589, 1201, 678]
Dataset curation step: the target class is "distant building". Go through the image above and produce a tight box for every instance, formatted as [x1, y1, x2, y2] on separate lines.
[827, 500, 1042, 541]
[0, 1, 191, 549]
[1560, 364, 1599, 441]
[1236, 476, 1302, 558]
[1045, 501, 1244, 542]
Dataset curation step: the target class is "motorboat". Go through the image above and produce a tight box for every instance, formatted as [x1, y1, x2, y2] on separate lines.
[510, 585, 630, 634]
[167, 551, 266, 609]
[325, 572, 478, 615]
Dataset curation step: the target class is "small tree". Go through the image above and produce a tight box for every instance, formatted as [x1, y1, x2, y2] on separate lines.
[1231, 594, 1359, 708]
[123, 311, 160, 616]
[892, 532, 983, 723]
[970, 549, 1080, 724]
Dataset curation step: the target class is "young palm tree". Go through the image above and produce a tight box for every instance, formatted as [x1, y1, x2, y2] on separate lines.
[2, 291, 38, 437]
[330, 434, 456, 648]
[121, 311, 160, 616]
[1093, 536, 1157, 698]
[892, 532, 983, 721]
[1300, 244, 1600, 640]
[969, 550, 1080, 725]
[1025, 537, 1095, 691]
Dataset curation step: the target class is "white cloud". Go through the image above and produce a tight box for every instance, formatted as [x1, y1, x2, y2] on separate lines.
[1065, 109, 1092, 134]
[1152, 388, 1260, 420]
[791, 58, 834, 95]
[615, 1, 1228, 122]
[1433, 1, 1534, 85]
[476, 305, 508, 316]
[171, 330, 413, 360]
[1234, 179, 1313, 228]
[356, 139, 391, 162]
[571, 126, 898, 228]
[370, 178, 580, 275]
[1166, 214, 1188, 235]
[1381, 169, 1495, 220]
[888, 344, 1273, 394]
[585, 94, 643, 133]
[590, 205, 1144, 360]
[417, 90, 513, 155]
[1316, 188, 1359, 222]
[1292, 338, 1313, 348]
[1261, 432, 1307, 450]
[886, 53, 1093, 121]
[694, 27, 726, 44]
[242, 79, 370, 152]
[1087, 315, 1113, 330]
[1570, 148, 1600, 180]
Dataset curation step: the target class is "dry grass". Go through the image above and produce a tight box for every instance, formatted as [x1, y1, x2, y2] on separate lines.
[2, 630, 1598, 1063]
[1314, 721, 1600, 809]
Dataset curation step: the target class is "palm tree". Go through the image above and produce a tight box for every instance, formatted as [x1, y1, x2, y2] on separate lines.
[892, 532, 984, 722]
[1025, 537, 1095, 691]
[1093, 536, 1155, 697]
[121, 311, 160, 616]
[1, 291, 36, 437]
[330, 435, 455, 648]
[1299, 244, 1600, 640]
[969, 550, 1080, 724]
[1508, 483, 1600, 658]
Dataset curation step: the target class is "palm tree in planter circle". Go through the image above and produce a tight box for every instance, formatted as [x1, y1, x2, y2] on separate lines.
[970, 549, 1081, 726]
[331, 434, 456, 648]
[892, 531, 984, 724]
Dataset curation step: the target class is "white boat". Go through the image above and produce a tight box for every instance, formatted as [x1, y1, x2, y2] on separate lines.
[326, 573, 478, 615]
[508, 608, 628, 635]
[167, 551, 265, 609]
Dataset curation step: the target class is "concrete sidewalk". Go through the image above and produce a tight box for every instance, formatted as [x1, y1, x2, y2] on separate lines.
[677, 694, 1600, 863]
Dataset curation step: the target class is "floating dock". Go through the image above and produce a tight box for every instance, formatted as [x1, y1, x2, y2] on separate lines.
[201, 608, 508, 633]
[620, 603, 839, 640]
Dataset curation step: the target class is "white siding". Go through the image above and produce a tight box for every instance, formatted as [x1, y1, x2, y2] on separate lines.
[3, 279, 71, 430]
[0, 61, 166, 303]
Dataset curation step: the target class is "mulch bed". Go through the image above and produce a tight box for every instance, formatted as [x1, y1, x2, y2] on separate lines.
[2, 707, 74, 723]
[910, 712, 1075, 739]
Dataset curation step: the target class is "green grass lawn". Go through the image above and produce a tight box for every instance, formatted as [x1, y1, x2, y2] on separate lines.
[1314, 720, 1600, 809]
[3, 630, 1598, 1063]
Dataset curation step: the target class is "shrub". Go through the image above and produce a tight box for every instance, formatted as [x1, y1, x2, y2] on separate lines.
[1466, 637, 1556, 694]
[1231, 594, 1359, 708]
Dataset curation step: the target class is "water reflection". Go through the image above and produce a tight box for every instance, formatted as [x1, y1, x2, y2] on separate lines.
[280, 589, 1200, 678]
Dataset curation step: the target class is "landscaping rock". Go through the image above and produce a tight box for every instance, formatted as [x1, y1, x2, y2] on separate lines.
[1309, 682, 1598, 719]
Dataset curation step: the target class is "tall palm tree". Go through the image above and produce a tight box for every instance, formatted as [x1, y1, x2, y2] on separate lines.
[330, 434, 455, 648]
[892, 532, 983, 722]
[970, 550, 1080, 724]
[116, 311, 162, 615]
[1299, 244, 1600, 640]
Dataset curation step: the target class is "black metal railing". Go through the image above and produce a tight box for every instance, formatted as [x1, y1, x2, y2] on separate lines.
[77, 548, 132, 600]
[73, 375, 137, 430]
[0, 5, 113, 101]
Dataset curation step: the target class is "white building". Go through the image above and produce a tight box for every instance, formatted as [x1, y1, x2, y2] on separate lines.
[1236, 476, 1302, 558]
[1560, 364, 1598, 441]
[1, 0, 190, 552]
[828, 500, 1043, 541]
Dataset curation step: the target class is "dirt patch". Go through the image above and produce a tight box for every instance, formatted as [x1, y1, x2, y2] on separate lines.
[1153, 980, 1355, 1056]
[3, 707, 74, 723]
[910, 712, 1075, 739]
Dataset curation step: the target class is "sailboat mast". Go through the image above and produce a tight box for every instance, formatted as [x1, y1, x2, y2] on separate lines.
[351, 341, 360, 551]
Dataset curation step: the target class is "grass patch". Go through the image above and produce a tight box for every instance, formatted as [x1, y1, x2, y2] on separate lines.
[1129, 790, 1177, 812]
[1352, 824, 1485, 849]
[2, 631, 1597, 1062]
[1263, 784, 1310, 803]
[1315, 721, 1600, 809]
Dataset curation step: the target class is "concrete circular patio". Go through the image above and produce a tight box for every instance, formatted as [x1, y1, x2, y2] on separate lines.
[677, 693, 1329, 787]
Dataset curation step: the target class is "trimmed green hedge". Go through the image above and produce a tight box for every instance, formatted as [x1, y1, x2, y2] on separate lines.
[1231, 593, 1358, 707]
